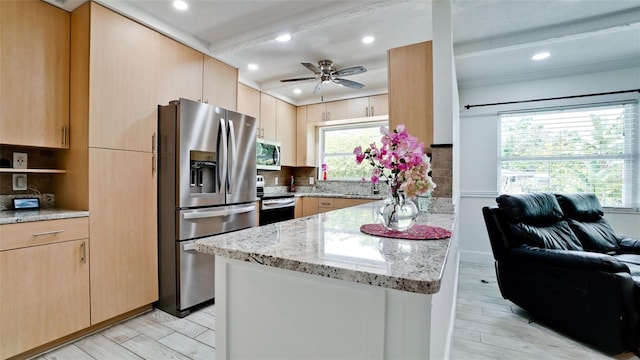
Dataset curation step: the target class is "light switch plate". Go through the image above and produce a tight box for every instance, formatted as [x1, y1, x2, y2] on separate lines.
[13, 152, 27, 169]
[13, 174, 27, 191]
[309, 177, 314, 185]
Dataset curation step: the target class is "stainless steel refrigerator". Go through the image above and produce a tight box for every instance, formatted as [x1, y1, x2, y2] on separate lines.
[157, 98, 257, 317]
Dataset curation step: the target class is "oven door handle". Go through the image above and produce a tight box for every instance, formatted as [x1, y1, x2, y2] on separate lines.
[261, 198, 296, 210]
[183, 204, 256, 220]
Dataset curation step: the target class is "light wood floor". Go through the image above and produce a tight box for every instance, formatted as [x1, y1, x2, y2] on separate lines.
[36, 262, 638, 359]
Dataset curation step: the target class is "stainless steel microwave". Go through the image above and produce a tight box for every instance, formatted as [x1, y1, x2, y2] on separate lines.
[257, 138, 281, 170]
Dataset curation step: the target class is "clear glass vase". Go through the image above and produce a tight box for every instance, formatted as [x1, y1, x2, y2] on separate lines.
[379, 191, 418, 231]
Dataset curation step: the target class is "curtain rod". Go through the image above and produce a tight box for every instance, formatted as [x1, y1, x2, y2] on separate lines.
[463, 89, 640, 110]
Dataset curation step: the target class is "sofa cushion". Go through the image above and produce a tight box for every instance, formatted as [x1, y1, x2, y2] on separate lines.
[568, 218, 620, 253]
[497, 193, 564, 225]
[555, 193, 604, 221]
[508, 221, 583, 250]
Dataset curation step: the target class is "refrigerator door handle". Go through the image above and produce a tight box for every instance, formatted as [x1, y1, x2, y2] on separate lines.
[227, 119, 237, 195]
[183, 242, 196, 251]
[183, 204, 256, 220]
[218, 117, 228, 194]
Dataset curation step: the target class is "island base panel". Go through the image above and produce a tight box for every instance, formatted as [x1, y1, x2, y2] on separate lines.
[215, 256, 456, 359]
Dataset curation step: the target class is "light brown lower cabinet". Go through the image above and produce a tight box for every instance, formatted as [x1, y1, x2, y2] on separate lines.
[88, 148, 158, 324]
[0, 218, 90, 359]
[302, 197, 376, 217]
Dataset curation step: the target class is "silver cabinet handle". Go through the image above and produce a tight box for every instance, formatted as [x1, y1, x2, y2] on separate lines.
[371, 106, 375, 116]
[32, 229, 64, 237]
[62, 126, 67, 146]
[183, 205, 256, 219]
[327, 111, 330, 121]
[365, 107, 369, 117]
[81, 241, 86, 264]
[322, 112, 325, 121]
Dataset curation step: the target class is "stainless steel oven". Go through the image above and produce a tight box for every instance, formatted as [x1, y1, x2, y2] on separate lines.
[259, 195, 296, 226]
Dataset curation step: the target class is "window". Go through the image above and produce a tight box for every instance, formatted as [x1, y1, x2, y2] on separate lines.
[319, 121, 387, 180]
[499, 101, 639, 209]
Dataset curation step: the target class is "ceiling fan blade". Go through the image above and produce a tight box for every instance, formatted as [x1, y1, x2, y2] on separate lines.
[280, 77, 317, 83]
[313, 81, 324, 94]
[302, 62, 320, 74]
[333, 78, 365, 89]
[335, 65, 367, 77]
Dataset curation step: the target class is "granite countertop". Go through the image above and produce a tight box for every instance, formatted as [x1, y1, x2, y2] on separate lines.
[0, 209, 90, 225]
[196, 201, 455, 294]
[295, 192, 385, 200]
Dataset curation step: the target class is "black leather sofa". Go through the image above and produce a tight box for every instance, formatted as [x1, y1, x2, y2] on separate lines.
[482, 192, 640, 354]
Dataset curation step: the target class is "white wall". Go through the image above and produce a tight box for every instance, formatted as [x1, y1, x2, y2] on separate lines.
[458, 67, 640, 264]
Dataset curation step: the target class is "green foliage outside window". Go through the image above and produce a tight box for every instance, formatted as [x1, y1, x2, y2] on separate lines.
[321, 123, 388, 181]
[500, 105, 633, 207]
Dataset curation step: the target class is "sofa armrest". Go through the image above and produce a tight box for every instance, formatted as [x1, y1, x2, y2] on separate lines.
[510, 245, 630, 273]
[619, 236, 640, 254]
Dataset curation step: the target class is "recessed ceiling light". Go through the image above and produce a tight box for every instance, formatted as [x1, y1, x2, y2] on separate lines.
[173, 0, 188, 11]
[293, 89, 302, 94]
[532, 52, 550, 61]
[276, 33, 291, 42]
[362, 36, 375, 44]
[248, 63, 258, 71]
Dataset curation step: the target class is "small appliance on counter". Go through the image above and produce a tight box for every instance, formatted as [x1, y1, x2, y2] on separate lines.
[256, 175, 265, 197]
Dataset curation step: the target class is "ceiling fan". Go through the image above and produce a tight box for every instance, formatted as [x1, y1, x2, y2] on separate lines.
[280, 60, 367, 94]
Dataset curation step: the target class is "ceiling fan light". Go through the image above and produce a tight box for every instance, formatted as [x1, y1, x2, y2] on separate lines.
[173, 0, 188, 11]
[275, 33, 291, 42]
[362, 36, 375, 44]
[532, 52, 550, 60]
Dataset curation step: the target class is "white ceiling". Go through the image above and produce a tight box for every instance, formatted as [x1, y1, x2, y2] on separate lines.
[47, 0, 640, 105]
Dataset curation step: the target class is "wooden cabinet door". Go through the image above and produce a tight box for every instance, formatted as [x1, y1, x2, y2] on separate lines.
[203, 55, 238, 111]
[0, 1, 69, 148]
[388, 41, 433, 152]
[306, 103, 326, 123]
[260, 93, 277, 140]
[325, 100, 348, 121]
[0, 239, 90, 359]
[302, 197, 319, 217]
[237, 83, 261, 119]
[88, 148, 158, 324]
[369, 94, 388, 117]
[346, 97, 370, 118]
[276, 99, 296, 166]
[296, 106, 313, 166]
[89, 3, 202, 152]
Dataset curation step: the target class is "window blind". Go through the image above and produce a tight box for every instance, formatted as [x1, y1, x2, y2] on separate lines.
[499, 101, 639, 209]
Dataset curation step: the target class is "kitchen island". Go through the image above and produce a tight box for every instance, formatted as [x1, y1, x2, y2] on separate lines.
[196, 200, 458, 359]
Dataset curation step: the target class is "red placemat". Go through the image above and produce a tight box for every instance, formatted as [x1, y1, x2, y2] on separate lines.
[360, 223, 452, 240]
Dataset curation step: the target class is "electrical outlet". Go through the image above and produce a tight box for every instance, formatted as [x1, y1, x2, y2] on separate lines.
[12, 152, 27, 169]
[274, 177, 279, 185]
[309, 177, 314, 185]
[13, 174, 27, 191]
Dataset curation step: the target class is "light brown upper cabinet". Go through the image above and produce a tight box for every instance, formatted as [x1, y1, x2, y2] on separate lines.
[346, 94, 388, 119]
[259, 93, 277, 140]
[237, 83, 261, 120]
[296, 105, 315, 166]
[306, 100, 348, 122]
[0, 1, 69, 148]
[88, 2, 202, 152]
[388, 41, 433, 153]
[203, 55, 238, 111]
[276, 99, 297, 166]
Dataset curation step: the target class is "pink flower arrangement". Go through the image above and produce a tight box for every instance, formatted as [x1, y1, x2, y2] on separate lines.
[354, 125, 435, 199]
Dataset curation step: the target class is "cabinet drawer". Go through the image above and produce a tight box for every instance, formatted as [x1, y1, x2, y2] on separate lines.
[333, 198, 374, 208]
[0, 217, 89, 251]
[318, 198, 335, 207]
